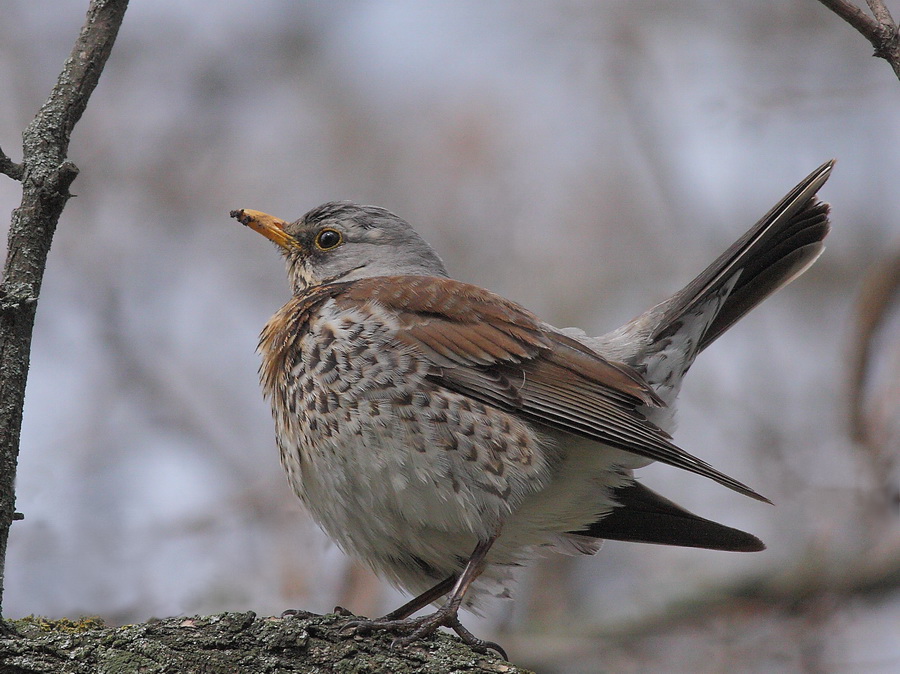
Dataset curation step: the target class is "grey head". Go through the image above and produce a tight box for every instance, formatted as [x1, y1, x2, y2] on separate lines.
[233, 201, 449, 293]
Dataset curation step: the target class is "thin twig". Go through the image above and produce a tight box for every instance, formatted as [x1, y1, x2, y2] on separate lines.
[0, 148, 23, 181]
[818, 0, 900, 80]
[867, 0, 897, 29]
[0, 0, 129, 615]
[820, 0, 882, 34]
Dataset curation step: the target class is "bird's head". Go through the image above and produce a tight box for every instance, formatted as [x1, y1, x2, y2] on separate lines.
[231, 201, 448, 293]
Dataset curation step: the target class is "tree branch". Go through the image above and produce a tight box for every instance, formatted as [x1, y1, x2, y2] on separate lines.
[867, 0, 898, 32]
[817, 0, 900, 80]
[0, 611, 526, 674]
[0, 0, 129, 615]
[820, 0, 883, 35]
[0, 148, 23, 181]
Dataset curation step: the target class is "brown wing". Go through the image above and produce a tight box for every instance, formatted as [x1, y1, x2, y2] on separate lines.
[340, 276, 768, 502]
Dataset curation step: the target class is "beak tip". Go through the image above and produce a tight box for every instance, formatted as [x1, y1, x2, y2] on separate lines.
[230, 209, 251, 226]
[231, 208, 295, 250]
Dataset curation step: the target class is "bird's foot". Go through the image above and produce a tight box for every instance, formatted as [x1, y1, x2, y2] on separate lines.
[280, 608, 319, 619]
[343, 605, 507, 659]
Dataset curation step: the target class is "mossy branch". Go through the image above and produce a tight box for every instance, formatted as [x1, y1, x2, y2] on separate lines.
[0, 611, 527, 674]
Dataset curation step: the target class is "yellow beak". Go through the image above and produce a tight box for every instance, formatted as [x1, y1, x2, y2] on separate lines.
[230, 209, 299, 250]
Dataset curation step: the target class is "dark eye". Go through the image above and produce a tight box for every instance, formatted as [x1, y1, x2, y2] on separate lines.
[315, 228, 343, 251]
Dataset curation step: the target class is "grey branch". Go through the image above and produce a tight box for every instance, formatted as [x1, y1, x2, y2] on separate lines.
[0, 612, 527, 674]
[0, 148, 23, 181]
[0, 0, 130, 614]
[817, 0, 900, 79]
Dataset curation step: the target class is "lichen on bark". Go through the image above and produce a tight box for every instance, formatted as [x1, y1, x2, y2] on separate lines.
[0, 611, 531, 674]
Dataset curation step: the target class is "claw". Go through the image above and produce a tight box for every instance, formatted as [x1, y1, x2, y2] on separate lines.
[340, 618, 368, 635]
[280, 608, 318, 619]
[336, 536, 507, 658]
[448, 618, 508, 659]
[341, 616, 404, 636]
[339, 607, 507, 659]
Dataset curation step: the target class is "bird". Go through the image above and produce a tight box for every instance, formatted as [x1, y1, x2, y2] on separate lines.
[231, 160, 832, 658]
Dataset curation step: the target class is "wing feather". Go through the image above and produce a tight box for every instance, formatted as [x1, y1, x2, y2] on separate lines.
[337, 275, 768, 502]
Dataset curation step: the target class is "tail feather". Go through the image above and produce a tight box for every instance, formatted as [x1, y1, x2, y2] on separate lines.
[654, 160, 833, 353]
[699, 201, 829, 350]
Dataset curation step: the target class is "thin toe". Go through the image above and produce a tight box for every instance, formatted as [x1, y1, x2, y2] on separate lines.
[280, 609, 318, 619]
[449, 617, 507, 659]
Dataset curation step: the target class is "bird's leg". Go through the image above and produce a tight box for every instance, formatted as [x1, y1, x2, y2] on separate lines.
[284, 571, 454, 621]
[391, 536, 499, 652]
[381, 574, 456, 621]
[343, 533, 507, 658]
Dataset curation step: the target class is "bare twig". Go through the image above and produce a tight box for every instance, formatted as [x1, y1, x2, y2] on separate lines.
[0, 148, 23, 181]
[867, 0, 898, 30]
[0, 0, 129, 615]
[818, 0, 900, 80]
[820, 0, 884, 34]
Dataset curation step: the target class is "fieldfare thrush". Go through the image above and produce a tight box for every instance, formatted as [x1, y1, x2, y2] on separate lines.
[231, 160, 833, 657]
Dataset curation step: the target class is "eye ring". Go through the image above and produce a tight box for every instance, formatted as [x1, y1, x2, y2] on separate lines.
[314, 227, 343, 251]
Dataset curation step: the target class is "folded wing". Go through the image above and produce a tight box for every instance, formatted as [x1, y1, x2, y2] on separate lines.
[339, 275, 768, 502]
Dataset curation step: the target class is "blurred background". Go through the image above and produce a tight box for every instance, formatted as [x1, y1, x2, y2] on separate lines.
[1, 1, 898, 672]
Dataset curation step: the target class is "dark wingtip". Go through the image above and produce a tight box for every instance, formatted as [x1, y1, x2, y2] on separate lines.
[742, 535, 767, 553]
[575, 482, 769, 552]
[752, 491, 774, 506]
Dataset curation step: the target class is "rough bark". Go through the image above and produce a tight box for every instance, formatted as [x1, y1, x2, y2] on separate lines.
[817, 0, 900, 80]
[0, 611, 528, 674]
[0, 0, 130, 614]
